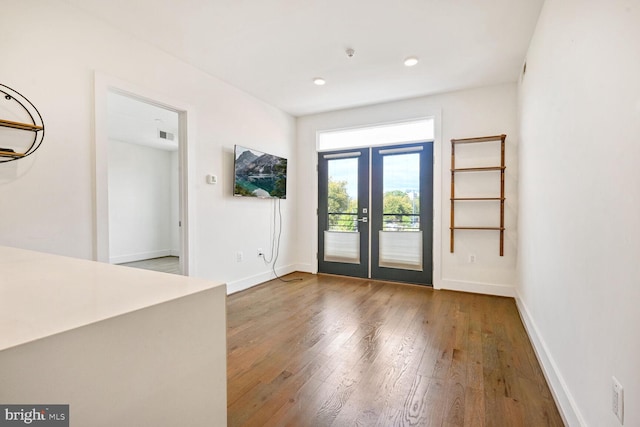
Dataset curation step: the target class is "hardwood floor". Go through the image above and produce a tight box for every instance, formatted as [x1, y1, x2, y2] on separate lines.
[118, 256, 180, 274]
[227, 273, 564, 427]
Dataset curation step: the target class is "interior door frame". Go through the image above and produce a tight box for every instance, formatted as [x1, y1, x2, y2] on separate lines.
[94, 72, 194, 275]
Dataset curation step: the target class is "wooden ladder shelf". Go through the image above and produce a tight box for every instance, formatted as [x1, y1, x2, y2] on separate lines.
[450, 134, 506, 256]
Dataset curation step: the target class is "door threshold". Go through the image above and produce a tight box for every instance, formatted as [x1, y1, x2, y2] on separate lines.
[316, 272, 433, 288]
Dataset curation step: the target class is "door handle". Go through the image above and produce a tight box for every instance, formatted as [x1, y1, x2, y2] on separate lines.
[357, 217, 368, 223]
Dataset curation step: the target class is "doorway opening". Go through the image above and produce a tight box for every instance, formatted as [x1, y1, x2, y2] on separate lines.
[94, 76, 190, 276]
[107, 92, 181, 274]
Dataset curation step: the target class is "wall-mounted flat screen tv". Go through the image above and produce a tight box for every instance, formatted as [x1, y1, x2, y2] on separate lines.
[234, 145, 287, 199]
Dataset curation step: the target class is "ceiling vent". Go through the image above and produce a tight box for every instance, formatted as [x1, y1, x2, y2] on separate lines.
[158, 130, 175, 141]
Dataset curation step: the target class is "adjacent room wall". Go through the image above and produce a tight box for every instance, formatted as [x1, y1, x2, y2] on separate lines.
[108, 140, 175, 264]
[517, 0, 640, 425]
[0, 0, 297, 288]
[296, 83, 519, 295]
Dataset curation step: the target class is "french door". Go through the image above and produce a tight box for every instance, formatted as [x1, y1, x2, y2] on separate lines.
[318, 142, 433, 285]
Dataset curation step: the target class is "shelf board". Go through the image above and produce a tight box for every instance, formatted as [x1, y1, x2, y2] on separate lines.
[452, 166, 505, 172]
[0, 119, 44, 132]
[0, 150, 25, 157]
[450, 227, 505, 230]
[451, 134, 505, 144]
[451, 197, 504, 201]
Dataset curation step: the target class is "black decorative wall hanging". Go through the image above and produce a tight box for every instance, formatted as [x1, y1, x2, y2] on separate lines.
[0, 84, 45, 163]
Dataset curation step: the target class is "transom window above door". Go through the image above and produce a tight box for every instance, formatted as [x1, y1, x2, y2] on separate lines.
[317, 118, 434, 152]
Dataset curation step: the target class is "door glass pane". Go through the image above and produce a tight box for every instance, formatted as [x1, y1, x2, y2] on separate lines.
[382, 153, 420, 231]
[379, 152, 423, 270]
[324, 157, 360, 264]
[327, 158, 358, 231]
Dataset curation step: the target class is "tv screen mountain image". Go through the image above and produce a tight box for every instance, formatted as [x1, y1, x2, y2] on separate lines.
[234, 145, 288, 199]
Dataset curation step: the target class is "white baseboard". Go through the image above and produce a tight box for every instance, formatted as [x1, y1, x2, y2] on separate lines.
[226, 264, 298, 295]
[515, 294, 586, 427]
[110, 249, 172, 264]
[293, 263, 314, 274]
[437, 278, 515, 297]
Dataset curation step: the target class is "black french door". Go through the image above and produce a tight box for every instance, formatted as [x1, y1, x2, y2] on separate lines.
[318, 148, 370, 278]
[318, 142, 433, 285]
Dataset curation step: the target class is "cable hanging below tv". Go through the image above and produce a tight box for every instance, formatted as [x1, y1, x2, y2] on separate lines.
[233, 145, 288, 199]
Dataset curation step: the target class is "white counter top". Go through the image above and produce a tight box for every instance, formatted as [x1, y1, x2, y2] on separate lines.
[0, 246, 225, 351]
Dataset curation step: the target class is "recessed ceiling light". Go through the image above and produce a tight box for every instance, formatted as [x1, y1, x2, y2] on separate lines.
[404, 56, 419, 67]
[313, 77, 326, 86]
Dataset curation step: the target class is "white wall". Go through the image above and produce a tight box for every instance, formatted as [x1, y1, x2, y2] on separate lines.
[108, 140, 176, 264]
[0, 0, 297, 288]
[517, 1, 640, 426]
[296, 83, 519, 295]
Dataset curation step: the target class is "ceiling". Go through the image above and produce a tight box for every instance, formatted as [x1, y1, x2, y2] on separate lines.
[68, 0, 544, 117]
[108, 91, 179, 151]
